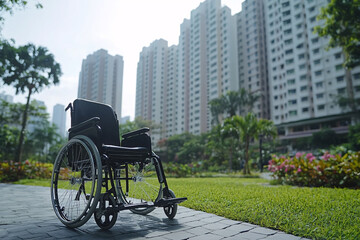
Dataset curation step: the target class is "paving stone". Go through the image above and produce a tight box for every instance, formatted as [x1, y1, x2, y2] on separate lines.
[229, 231, 266, 240]
[162, 230, 195, 240]
[249, 227, 278, 235]
[0, 183, 304, 240]
[186, 226, 211, 236]
[188, 233, 224, 240]
[263, 233, 302, 240]
[202, 222, 228, 230]
[226, 223, 255, 233]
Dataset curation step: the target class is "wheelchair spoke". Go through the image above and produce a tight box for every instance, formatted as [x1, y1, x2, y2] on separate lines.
[51, 137, 101, 228]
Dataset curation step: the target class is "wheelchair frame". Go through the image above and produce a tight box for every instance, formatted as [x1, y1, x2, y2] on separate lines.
[50, 99, 186, 229]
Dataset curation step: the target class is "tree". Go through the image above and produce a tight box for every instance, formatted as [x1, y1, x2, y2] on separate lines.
[311, 128, 339, 149]
[0, 1, 42, 31]
[315, 0, 360, 69]
[208, 88, 259, 126]
[209, 98, 223, 125]
[224, 113, 260, 175]
[257, 119, 277, 172]
[221, 117, 242, 172]
[315, 0, 360, 115]
[119, 117, 160, 139]
[0, 42, 62, 161]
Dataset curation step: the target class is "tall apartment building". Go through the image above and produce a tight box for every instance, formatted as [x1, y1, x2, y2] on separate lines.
[264, 0, 360, 139]
[236, 0, 270, 119]
[136, 0, 238, 142]
[52, 104, 66, 138]
[178, 0, 238, 135]
[135, 39, 178, 144]
[78, 49, 124, 117]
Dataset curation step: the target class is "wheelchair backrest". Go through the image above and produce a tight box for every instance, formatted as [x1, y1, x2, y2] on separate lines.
[72, 99, 120, 146]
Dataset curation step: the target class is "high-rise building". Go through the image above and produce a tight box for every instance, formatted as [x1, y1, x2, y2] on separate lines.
[78, 49, 124, 117]
[264, 0, 360, 139]
[0, 91, 14, 103]
[135, 0, 239, 143]
[180, 0, 239, 135]
[235, 0, 270, 119]
[52, 104, 66, 138]
[135, 39, 178, 144]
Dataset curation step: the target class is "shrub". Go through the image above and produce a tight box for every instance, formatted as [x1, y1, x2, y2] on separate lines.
[268, 151, 360, 188]
[0, 160, 62, 182]
[163, 162, 193, 177]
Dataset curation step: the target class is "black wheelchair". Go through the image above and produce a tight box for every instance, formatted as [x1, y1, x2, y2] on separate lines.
[50, 99, 186, 229]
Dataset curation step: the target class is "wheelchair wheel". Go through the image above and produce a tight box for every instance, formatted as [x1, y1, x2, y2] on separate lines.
[115, 158, 162, 215]
[94, 193, 118, 230]
[163, 189, 177, 219]
[51, 136, 102, 228]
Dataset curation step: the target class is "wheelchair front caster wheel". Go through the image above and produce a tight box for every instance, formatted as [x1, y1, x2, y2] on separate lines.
[94, 194, 118, 230]
[163, 189, 177, 219]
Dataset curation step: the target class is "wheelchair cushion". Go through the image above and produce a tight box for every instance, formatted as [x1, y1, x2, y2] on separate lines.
[102, 145, 149, 160]
[72, 99, 120, 146]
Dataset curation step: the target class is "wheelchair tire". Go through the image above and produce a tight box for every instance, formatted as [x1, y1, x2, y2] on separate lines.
[115, 158, 162, 215]
[51, 136, 102, 228]
[163, 189, 177, 219]
[94, 193, 118, 230]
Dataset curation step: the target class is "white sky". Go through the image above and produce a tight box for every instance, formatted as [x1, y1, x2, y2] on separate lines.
[1, 0, 243, 128]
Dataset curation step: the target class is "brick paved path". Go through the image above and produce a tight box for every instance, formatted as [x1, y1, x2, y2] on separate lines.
[0, 184, 309, 240]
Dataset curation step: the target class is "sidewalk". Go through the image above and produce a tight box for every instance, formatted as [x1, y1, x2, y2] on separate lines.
[0, 184, 309, 240]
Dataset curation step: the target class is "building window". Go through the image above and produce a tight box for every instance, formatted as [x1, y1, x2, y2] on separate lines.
[335, 64, 343, 71]
[317, 105, 325, 110]
[336, 76, 344, 82]
[301, 96, 308, 102]
[315, 70, 322, 76]
[289, 110, 298, 116]
[316, 93, 324, 99]
[316, 82, 323, 88]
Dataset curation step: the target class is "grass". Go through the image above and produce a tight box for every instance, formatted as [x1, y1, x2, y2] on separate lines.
[12, 177, 360, 239]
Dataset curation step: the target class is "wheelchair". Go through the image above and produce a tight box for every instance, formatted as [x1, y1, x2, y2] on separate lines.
[50, 99, 186, 229]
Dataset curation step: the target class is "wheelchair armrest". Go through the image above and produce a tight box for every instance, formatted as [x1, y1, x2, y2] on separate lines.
[68, 117, 100, 134]
[122, 127, 150, 139]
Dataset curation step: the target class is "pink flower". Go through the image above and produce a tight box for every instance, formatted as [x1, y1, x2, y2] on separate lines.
[297, 167, 302, 173]
[296, 152, 303, 158]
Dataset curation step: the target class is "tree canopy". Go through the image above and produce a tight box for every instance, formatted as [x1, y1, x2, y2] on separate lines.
[0, 42, 62, 161]
[315, 0, 360, 69]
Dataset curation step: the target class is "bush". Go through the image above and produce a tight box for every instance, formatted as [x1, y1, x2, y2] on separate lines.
[268, 151, 360, 188]
[163, 162, 192, 177]
[0, 160, 57, 182]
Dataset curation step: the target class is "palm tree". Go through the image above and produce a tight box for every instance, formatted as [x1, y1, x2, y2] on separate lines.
[224, 113, 260, 174]
[257, 119, 277, 172]
[209, 98, 224, 125]
[0, 42, 62, 161]
[221, 91, 240, 117]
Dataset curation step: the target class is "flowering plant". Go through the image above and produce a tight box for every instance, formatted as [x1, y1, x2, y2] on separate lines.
[268, 151, 360, 188]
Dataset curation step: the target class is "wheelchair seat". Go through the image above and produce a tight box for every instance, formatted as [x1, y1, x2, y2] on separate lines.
[68, 98, 151, 160]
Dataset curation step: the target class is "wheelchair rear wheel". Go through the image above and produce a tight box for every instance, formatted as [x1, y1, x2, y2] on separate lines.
[115, 158, 162, 215]
[51, 136, 102, 228]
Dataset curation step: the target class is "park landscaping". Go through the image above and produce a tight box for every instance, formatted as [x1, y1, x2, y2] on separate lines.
[12, 176, 360, 240]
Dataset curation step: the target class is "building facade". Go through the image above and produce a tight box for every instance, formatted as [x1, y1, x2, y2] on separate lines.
[52, 104, 66, 138]
[235, 0, 270, 119]
[264, 0, 360, 140]
[135, 39, 178, 144]
[78, 49, 124, 117]
[135, 0, 360, 144]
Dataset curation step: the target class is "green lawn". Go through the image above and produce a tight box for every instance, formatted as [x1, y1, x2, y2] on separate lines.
[13, 178, 360, 240]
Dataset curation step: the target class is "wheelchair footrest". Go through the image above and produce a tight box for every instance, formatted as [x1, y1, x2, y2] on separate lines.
[114, 202, 155, 211]
[154, 197, 187, 207]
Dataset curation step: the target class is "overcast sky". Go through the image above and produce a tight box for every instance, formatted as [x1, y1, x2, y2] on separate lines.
[1, 0, 243, 128]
